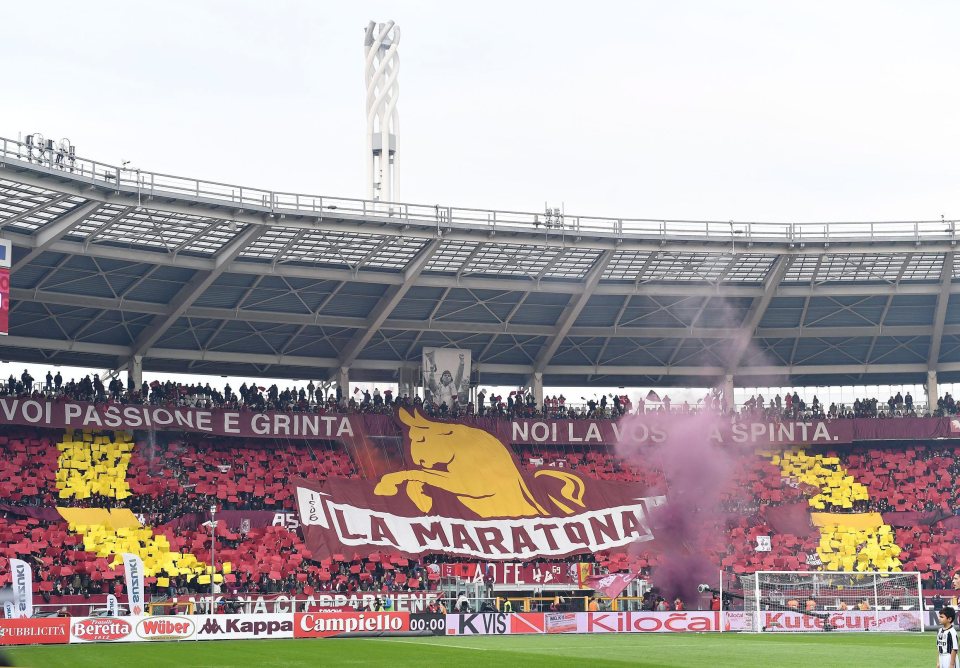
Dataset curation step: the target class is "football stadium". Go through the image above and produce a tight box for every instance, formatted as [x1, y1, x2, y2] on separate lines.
[2, 4, 960, 667]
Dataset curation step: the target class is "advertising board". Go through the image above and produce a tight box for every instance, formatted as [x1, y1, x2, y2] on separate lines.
[0, 618, 69, 645]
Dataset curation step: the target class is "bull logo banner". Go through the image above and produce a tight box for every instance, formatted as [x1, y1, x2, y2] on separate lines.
[8, 559, 32, 618]
[294, 409, 665, 560]
[122, 553, 145, 616]
[422, 348, 470, 409]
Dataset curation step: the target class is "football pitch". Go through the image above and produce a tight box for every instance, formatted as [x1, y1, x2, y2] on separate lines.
[4, 632, 933, 667]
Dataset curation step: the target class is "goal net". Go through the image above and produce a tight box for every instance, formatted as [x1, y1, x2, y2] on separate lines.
[739, 571, 923, 632]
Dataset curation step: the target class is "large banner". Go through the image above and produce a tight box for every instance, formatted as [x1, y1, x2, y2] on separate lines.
[441, 562, 582, 586]
[0, 398, 956, 445]
[0, 398, 360, 440]
[585, 572, 639, 599]
[295, 409, 663, 561]
[8, 559, 32, 619]
[122, 553, 146, 617]
[422, 347, 471, 409]
[229, 592, 441, 614]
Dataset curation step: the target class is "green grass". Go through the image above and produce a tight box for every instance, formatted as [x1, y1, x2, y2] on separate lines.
[3, 632, 935, 667]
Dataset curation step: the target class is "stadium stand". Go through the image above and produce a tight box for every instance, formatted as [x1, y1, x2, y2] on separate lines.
[2, 381, 960, 613]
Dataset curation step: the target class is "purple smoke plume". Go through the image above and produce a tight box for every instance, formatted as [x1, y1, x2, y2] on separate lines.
[616, 408, 741, 605]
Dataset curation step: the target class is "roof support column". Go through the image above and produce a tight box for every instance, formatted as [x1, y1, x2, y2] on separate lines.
[533, 250, 615, 374]
[725, 255, 792, 375]
[128, 355, 143, 394]
[722, 373, 735, 412]
[928, 252, 954, 372]
[926, 369, 938, 415]
[528, 371, 543, 409]
[336, 367, 350, 407]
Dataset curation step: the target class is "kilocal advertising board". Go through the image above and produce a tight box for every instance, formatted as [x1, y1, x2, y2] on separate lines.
[0, 618, 70, 645]
[583, 611, 721, 633]
[447, 612, 723, 635]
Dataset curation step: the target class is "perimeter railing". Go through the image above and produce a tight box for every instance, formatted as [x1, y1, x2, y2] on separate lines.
[2, 135, 957, 244]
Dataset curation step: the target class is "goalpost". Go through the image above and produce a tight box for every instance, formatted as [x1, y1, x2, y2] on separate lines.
[739, 571, 923, 632]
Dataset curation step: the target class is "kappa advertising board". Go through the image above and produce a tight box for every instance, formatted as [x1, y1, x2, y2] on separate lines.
[294, 612, 410, 638]
[0, 618, 69, 645]
[195, 614, 293, 641]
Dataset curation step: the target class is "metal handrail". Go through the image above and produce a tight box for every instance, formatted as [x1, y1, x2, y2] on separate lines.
[2, 135, 956, 243]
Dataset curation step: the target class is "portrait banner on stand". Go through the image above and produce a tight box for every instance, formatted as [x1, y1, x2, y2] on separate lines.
[422, 348, 471, 408]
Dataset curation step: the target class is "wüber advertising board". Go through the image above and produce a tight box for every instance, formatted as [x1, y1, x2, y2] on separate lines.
[295, 410, 665, 561]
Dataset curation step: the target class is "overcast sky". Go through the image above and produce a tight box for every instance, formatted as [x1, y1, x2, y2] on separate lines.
[0, 1, 955, 399]
[5, 0, 960, 223]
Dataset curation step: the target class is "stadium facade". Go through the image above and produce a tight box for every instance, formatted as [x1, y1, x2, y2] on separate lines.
[0, 134, 956, 402]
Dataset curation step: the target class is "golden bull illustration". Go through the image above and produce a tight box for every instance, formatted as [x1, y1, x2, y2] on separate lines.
[374, 409, 586, 518]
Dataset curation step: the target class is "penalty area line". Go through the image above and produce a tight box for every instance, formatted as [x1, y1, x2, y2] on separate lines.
[363, 638, 491, 651]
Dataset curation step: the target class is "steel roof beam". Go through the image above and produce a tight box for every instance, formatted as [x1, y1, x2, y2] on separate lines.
[334, 238, 442, 370]
[0, 193, 72, 230]
[10, 287, 957, 341]
[9, 167, 960, 256]
[533, 250, 614, 373]
[12, 200, 102, 271]
[725, 256, 794, 374]
[1, 332, 956, 377]
[126, 224, 266, 359]
[4, 220, 959, 298]
[928, 251, 954, 369]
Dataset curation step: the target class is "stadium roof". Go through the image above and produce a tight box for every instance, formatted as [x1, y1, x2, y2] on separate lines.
[1, 135, 958, 388]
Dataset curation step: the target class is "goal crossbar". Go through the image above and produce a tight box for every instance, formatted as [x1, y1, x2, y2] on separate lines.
[738, 571, 923, 632]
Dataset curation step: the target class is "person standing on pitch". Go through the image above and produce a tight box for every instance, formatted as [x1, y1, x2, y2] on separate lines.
[937, 606, 959, 668]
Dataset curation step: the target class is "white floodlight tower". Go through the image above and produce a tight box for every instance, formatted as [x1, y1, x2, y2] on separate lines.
[364, 20, 400, 203]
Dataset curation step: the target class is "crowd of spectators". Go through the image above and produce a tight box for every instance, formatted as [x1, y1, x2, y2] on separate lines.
[1, 367, 952, 424]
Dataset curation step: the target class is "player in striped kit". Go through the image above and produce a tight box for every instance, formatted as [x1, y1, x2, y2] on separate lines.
[937, 606, 959, 668]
